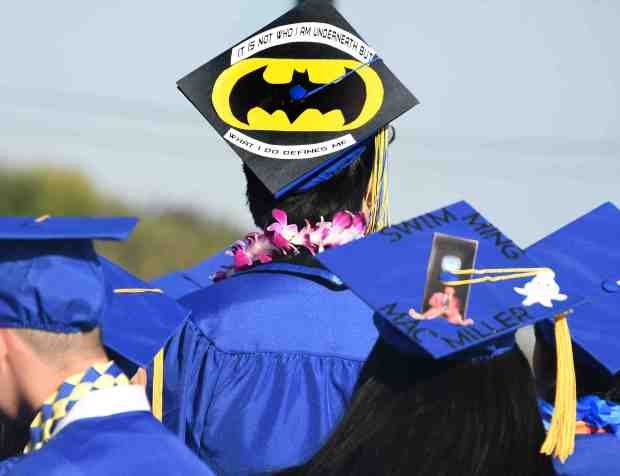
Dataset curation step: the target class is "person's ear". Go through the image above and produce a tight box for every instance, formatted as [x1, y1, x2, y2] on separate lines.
[0, 329, 9, 371]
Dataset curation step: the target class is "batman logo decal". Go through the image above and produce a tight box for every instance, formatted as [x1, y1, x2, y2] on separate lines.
[211, 58, 384, 132]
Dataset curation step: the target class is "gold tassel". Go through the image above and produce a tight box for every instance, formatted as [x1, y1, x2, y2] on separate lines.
[152, 347, 165, 422]
[540, 313, 576, 463]
[366, 128, 390, 233]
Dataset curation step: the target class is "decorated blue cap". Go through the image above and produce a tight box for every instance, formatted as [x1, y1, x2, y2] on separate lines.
[318, 201, 587, 461]
[0, 216, 190, 370]
[317, 200, 581, 361]
[526, 202, 620, 377]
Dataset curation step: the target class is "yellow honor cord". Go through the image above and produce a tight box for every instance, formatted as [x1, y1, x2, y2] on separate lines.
[366, 128, 390, 233]
[451, 267, 552, 275]
[442, 267, 553, 286]
[540, 313, 576, 463]
[34, 214, 51, 223]
[152, 348, 165, 422]
[444, 272, 544, 286]
[114, 288, 164, 294]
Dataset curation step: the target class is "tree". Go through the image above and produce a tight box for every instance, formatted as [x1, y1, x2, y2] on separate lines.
[1, 164, 242, 279]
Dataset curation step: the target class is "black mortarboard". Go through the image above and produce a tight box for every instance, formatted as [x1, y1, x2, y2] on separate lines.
[177, 0, 417, 198]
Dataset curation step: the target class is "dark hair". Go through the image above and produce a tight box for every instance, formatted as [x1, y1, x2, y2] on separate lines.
[243, 143, 375, 230]
[533, 327, 620, 403]
[279, 338, 554, 476]
[607, 375, 620, 403]
[0, 412, 28, 459]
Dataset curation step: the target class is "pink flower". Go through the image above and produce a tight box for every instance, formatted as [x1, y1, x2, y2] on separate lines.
[332, 211, 354, 230]
[302, 217, 331, 253]
[244, 233, 275, 265]
[323, 212, 367, 248]
[232, 248, 253, 269]
[352, 213, 367, 234]
[211, 209, 367, 282]
[267, 209, 299, 250]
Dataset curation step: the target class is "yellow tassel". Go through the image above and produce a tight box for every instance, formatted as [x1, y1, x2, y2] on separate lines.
[540, 313, 576, 463]
[152, 347, 165, 422]
[366, 128, 390, 233]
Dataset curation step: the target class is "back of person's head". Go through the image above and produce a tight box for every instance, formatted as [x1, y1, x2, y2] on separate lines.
[0, 327, 107, 421]
[280, 338, 554, 476]
[12, 328, 104, 372]
[0, 327, 106, 457]
[244, 141, 376, 230]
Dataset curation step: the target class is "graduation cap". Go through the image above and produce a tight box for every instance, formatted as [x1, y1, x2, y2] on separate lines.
[0, 216, 190, 376]
[316, 200, 583, 461]
[178, 0, 417, 228]
[527, 202, 620, 378]
[526, 203, 620, 461]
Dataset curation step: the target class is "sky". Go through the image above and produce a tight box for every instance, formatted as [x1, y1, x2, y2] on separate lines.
[1, 0, 619, 247]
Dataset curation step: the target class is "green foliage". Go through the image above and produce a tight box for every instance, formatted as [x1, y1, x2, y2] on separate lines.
[1, 164, 242, 279]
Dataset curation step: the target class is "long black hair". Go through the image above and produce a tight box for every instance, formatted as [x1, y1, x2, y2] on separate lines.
[279, 338, 555, 476]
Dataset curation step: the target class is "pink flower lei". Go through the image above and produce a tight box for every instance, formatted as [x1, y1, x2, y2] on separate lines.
[212, 209, 367, 281]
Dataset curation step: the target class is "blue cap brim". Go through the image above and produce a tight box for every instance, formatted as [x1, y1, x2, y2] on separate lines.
[0, 217, 138, 241]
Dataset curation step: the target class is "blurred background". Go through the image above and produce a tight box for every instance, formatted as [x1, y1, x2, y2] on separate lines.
[1, 0, 618, 279]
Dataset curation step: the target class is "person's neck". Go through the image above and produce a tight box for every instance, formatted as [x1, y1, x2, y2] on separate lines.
[24, 354, 110, 415]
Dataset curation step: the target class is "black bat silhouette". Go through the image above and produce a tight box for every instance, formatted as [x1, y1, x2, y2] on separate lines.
[229, 66, 366, 126]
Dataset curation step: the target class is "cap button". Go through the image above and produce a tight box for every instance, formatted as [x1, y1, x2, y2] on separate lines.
[289, 85, 307, 100]
[602, 279, 620, 293]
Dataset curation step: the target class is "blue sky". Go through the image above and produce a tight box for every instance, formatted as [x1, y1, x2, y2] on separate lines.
[1, 0, 618, 246]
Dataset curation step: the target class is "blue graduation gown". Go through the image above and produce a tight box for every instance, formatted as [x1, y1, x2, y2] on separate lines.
[7, 411, 214, 476]
[151, 249, 230, 299]
[553, 434, 620, 476]
[154, 259, 377, 474]
[0, 458, 18, 476]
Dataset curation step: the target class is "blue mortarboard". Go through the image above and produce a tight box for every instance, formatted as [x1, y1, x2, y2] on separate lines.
[177, 0, 417, 198]
[525, 202, 620, 465]
[0, 216, 138, 333]
[317, 201, 581, 361]
[0, 216, 190, 371]
[150, 248, 232, 299]
[526, 202, 620, 377]
[99, 256, 191, 371]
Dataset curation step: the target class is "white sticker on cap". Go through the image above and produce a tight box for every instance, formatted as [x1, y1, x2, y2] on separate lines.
[514, 270, 568, 308]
